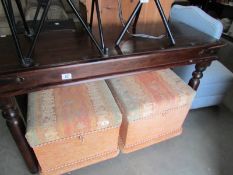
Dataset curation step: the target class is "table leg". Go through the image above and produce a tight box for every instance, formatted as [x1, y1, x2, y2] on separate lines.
[188, 61, 211, 90]
[0, 97, 39, 174]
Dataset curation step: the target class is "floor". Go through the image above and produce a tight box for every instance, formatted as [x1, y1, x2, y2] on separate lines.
[0, 106, 233, 175]
[219, 38, 233, 112]
[220, 38, 233, 72]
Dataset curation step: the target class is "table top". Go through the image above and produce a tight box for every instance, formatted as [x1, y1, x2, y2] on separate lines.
[0, 21, 223, 73]
[0, 21, 224, 96]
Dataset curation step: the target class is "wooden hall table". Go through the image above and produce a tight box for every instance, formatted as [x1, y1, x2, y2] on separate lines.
[0, 21, 224, 174]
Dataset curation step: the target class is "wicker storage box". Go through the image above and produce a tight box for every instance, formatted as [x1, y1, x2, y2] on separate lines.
[26, 81, 122, 175]
[106, 69, 195, 153]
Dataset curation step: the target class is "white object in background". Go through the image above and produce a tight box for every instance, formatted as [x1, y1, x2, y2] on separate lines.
[140, 0, 149, 3]
[61, 73, 72, 80]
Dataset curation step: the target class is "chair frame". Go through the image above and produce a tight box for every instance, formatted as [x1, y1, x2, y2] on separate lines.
[115, 0, 176, 46]
[1, 0, 107, 67]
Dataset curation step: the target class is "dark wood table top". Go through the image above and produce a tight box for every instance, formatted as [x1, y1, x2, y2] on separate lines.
[0, 21, 224, 96]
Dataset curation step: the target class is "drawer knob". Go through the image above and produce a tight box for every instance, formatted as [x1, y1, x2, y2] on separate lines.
[0, 76, 25, 85]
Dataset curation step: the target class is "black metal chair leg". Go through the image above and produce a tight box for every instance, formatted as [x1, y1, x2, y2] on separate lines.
[6, 0, 16, 29]
[132, 5, 142, 34]
[32, 0, 43, 31]
[89, 0, 107, 54]
[1, 0, 30, 66]
[115, 1, 143, 46]
[94, 0, 105, 52]
[27, 0, 51, 58]
[67, 0, 104, 56]
[89, 0, 95, 30]
[15, 0, 31, 36]
[154, 0, 175, 45]
[2, 0, 107, 64]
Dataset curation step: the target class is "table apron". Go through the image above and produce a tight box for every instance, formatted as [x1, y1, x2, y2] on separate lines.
[0, 48, 218, 97]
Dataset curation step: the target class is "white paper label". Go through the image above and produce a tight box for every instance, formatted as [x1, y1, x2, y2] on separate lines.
[140, 0, 149, 3]
[61, 73, 72, 80]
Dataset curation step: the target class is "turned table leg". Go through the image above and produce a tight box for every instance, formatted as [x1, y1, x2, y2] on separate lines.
[188, 61, 211, 90]
[0, 97, 39, 173]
